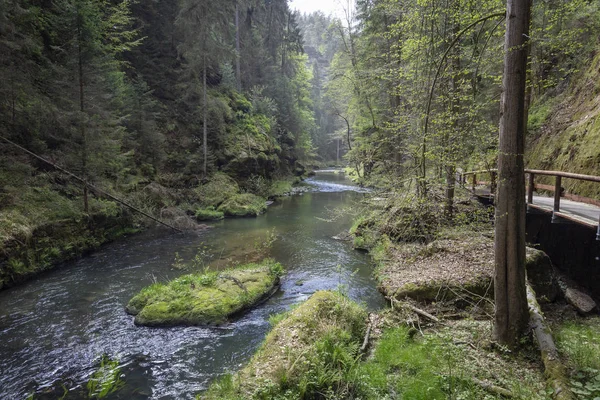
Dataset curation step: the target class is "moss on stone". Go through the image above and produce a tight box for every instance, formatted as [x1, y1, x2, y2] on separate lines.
[195, 172, 240, 208]
[526, 247, 558, 303]
[217, 193, 267, 217]
[204, 290, 368, 399]
[126, 259, 284, 327]
[195, 207, 225, 221]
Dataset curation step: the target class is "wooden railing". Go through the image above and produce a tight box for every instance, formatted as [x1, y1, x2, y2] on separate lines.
[461, 168, 600, 240]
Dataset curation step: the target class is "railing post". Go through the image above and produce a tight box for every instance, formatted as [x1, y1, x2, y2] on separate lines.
[471, 174, 476, 192]
[490, 171, 497, 196]
[527, 172, 534, 204]
[597, 214, 600, 241]
[552, 175, 562, 222]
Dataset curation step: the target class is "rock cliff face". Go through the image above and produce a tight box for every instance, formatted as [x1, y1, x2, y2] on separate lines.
[527, 49, 600, 198]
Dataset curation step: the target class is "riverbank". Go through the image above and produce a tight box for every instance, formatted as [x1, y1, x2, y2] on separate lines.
[203, 290, 548, 399]
[1, 170, 384, 399]
[0, 172, 304, 292]
[344, 188, 600, 399]
[199, 185, 600, 399]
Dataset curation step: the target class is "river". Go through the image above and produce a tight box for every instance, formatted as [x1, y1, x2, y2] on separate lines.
[0, 170, 386, 399]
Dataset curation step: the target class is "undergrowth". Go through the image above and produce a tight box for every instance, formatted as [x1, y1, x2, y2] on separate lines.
[555, 316, 600, 399]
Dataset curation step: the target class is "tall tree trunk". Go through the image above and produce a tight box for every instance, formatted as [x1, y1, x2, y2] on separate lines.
[445, 0, 460, 219]
[77, 11, 88, 213]
[203, 54, 208, 178]
[235, 3, 241, 91]
[494, 0, 531, 347]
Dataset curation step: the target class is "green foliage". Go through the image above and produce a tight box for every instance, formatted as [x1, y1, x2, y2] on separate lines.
[268, 179, 295, 198]
[196, 172, 240, 208]
[125, 259, 283, 326]
[87, 354, 124, 399]
[527, 96, 558, 133]
[556, 319, 600, 371]
[556, 317, 600, 398]
[204, 291, 368, 399]
[195, 207, 224, 221]
[217, 193, 267, 217]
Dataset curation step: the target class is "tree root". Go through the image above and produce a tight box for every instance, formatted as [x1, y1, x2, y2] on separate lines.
[527, 282, 575, 400]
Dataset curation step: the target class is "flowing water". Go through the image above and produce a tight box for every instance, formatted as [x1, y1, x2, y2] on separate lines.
[0, 170, 386, 399]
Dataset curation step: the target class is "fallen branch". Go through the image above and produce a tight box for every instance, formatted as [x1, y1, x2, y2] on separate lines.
[360, 315, 372, 354]
[527, 282, 575, 400]
[471, 377, 513, 398]
[406, 303, 440, 323]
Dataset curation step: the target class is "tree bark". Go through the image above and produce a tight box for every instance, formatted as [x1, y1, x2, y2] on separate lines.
[203, 54, 208, 177]
[494, 0, 531, 346]
[235, 3, 241, 91]
[527, 283, 575, 399]
[77, 7, 89, 213]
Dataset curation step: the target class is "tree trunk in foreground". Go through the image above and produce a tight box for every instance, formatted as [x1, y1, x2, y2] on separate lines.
[494, 0, 531, 346]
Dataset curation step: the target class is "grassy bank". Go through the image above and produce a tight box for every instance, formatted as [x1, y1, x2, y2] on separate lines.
[126, 259, 284, 326]
[0, 168, 304, 291]
[203, 290, 368, 399]
[203, 291, 546, 399]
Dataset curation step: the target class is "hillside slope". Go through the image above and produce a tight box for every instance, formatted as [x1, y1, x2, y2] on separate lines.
[527, 49, 600, 198]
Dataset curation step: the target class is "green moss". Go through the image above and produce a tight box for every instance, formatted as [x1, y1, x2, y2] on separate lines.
[217, 193, 267, 217]
[196, 172, 240, 208]
[204, 291, 368, 399]
[126, 259, 284, 327]
[1, 211, 134, 290]
[268, 179, 294, 198]
[195, 207, 225, 221]
[526, 49, 600, 198]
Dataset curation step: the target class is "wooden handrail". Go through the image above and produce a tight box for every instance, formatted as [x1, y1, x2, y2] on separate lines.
[460, 168, 600, 239]
[524, 169, 600, 183]
[463, 168, 600, 183]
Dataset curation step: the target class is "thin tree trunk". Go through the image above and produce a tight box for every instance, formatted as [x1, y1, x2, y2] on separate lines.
[77, 11, 88, 213]
[235, 3, 241, 91]
[203, 54, 208, 178]
[494, 0, 531, 347]
[445, 0, 460, 219]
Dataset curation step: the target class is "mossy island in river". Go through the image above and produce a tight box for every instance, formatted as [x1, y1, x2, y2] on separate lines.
[126, 259, 284, 327]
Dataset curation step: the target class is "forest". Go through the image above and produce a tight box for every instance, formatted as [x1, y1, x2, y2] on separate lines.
[1, 0, 600, 398]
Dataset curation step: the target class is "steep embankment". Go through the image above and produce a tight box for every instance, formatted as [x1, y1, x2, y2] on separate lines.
[527, 49, 600, 198]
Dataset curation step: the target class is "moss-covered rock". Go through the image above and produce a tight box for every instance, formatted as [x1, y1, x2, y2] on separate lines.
[217, 193, 267, 217]
[526, 247, 559, 303]
[126, 259, 284, 327]
[204, 291, 367, 399]
[195, 172, 240, 208]
[195, 207, 225, 221]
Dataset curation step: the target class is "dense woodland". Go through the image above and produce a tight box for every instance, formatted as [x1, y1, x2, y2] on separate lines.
[2, 0, 599, 227]
[2, 0, 600, 397]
